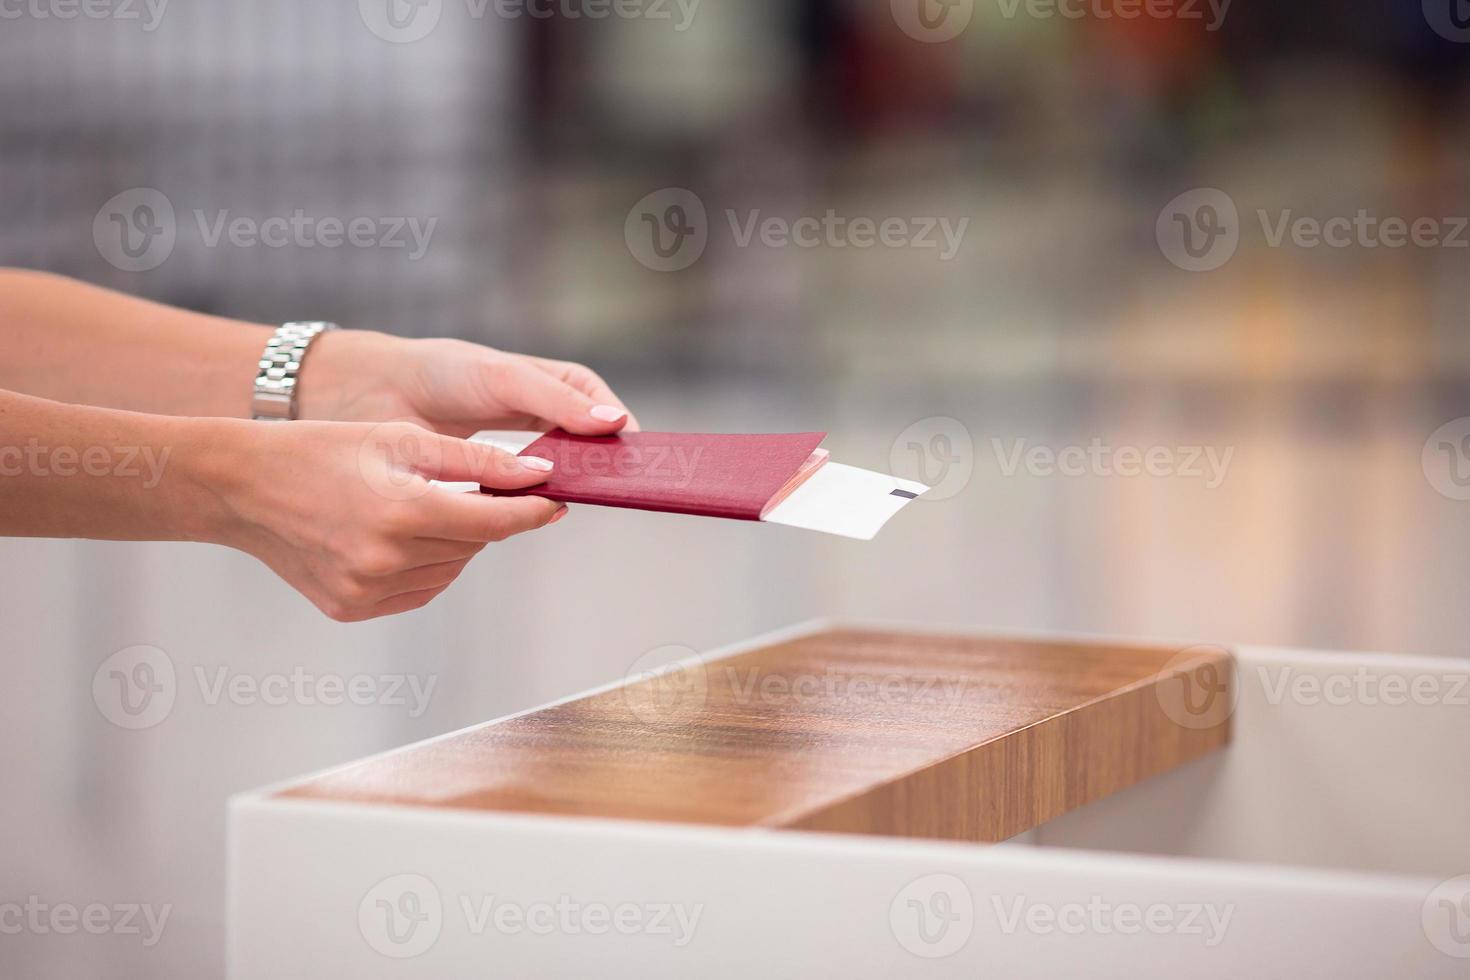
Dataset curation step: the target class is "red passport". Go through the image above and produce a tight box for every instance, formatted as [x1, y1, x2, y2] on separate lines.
[487, 430, 828, 521]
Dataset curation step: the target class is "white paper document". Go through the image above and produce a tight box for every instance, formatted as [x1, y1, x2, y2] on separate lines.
[431, 431, 927, 540]
[762, 462, 928, 540]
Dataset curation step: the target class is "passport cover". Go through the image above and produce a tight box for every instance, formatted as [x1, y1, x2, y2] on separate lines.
[487, 429, 828, 521]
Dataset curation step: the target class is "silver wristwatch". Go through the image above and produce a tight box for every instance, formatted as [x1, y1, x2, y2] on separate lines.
[251, 321, 338, 421]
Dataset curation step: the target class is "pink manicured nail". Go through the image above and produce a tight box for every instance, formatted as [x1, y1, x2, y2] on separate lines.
[548, 506, 569, 524]
[521, 456, 554, 472]
[589, 404, 627, 423]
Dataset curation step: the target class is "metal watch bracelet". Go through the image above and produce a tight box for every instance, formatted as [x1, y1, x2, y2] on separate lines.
[251, 321, 338, 421]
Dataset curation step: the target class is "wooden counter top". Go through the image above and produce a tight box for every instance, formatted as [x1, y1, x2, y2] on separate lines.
[280, 627, 1233, 843]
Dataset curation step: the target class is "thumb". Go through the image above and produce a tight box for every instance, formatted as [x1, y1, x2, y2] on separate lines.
[416, 433, 554, 489]
[492, 361, 630, 436]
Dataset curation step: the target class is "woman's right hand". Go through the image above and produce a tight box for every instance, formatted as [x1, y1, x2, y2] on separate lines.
[206, 419, 564, 622]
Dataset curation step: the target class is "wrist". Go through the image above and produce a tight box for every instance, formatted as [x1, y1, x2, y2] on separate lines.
[165, 415, 267, 547]
[294, 329, 409, 423]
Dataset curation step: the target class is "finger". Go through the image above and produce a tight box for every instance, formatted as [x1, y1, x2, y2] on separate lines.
[372, 584, 454, 619]
[530, 358, 641, 432]
[381, 557, 472, 595]
[412, 432, 555, 489]
[422, 492, 567, 543]
[319, 555, 473, 622]
[487, 359, 630, 436]
[405, 538, 487, 566]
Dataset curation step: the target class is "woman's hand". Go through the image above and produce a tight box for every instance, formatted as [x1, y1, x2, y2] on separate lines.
[208, 418, 566, 622]
[1, 390, 570, 622]
[0, 271, 639, 430]
[298, 332, 640, 437]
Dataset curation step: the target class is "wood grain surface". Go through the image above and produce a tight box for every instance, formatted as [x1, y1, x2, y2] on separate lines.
[279, 628, 1234, 843]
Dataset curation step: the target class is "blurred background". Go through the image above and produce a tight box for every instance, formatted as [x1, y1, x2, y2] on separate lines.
[2, 0, 1469, 976]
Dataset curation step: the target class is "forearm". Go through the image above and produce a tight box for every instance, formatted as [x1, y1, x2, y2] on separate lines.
[0, 387, 242, 542]
[0, 386, 566, 622]
[0, 268, 273, 417]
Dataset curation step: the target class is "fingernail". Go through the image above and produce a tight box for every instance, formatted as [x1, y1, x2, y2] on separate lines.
[589, 404, 627, 423]
[521, 456, 554, 472]
[548, 506, 569, 524]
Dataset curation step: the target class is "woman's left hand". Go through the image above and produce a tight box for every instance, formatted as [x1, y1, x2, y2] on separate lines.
[299, 331, 640, 437]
